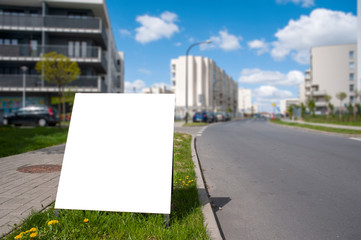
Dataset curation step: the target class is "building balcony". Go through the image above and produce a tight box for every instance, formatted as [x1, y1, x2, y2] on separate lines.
[0, 74, 103, 92]
[0, 14, 107, 48]
[0, 44, 107, 73]
[313, 90, 326, 97]
[315, 101, 327, 107]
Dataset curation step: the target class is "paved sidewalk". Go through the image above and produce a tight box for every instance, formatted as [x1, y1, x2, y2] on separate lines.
[0, 145, 65, 237]
[281, 119, 361, 130]
[0, 122, 221, 239]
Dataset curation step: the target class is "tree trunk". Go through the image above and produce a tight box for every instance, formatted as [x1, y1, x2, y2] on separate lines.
[62, 88, 66, 127]
[339, 103, 342, 121]
[353, 103, 357, 121]
[58, 91, 62, 129]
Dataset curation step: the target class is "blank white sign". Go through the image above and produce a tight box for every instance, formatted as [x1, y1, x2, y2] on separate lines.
[55, 93, 175, 214]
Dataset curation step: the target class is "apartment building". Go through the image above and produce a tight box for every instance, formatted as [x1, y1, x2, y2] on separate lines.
[0, 0, 124, 114]
[170, 56, 238, 119]
[238, 88, 252, 114]
[305, 43, 358, 113]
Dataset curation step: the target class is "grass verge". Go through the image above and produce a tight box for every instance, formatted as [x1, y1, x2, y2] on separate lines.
[0, 126, 68, 158]
[271, 119, 361, 135]
[4, 133, 209, 240]
[182, 122, 209, 127]
[303, 116, 361, 126]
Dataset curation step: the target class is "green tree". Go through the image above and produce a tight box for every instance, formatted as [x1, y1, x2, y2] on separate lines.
[35, 52, 80, 127]
[287, 105, 294, 119]
[336, 92, 347, 121]
[307, 99, 316, 117]
[324, 94, 332, 119]
[353, 90, 361, 120]
[356, 103, 361, 117]
[328, 102, 334, 117]
[347, 102, 353, 116]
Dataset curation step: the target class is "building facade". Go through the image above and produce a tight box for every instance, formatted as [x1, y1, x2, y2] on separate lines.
[170, 56, 238, 119]
[305, 43, 358, 113]
[238, 88, 252, 114]
[0, 0, 124, 114]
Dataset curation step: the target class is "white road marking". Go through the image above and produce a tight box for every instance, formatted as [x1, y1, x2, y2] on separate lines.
[196, 126, 208, 137]
[349, 137, 361, 142]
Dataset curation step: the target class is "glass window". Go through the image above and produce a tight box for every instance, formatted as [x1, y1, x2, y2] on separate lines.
[172, 64, 176, 71]
[349, 73, 354, 81]
[349, 62, 355, 70]
[349, 51, 354, 59]
[0, 39, 3, 44]
[11, 39, 18, 45]
[350, 84, 354, 92]
[4, 39, 10, 45]
[172, 72, 175, 78]
[350, 96, 354, 102]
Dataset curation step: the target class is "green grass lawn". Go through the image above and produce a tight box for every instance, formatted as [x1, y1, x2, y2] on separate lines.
[4, 133, 209, 240]
[182, 122, 209, 127]
[0, 126, 68, 158]
[271, 119, 361, 135]
[302, 116, 361, 126]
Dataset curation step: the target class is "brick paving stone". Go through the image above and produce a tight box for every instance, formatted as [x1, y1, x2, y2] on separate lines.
[0, 144, 65, 237]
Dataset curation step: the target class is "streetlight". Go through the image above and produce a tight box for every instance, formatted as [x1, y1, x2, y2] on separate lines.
[185, 40, 212, 123]
[21, 66, 28, 108]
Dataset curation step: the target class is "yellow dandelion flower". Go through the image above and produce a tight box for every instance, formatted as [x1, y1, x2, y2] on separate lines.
[186, 176, 189, 178]
[83, 218, 89, 223]
[48, 220, 59, 225]
[30, 232, 38, 238]
[185, 184, 189, 186]
[14, 234, 22, 239]
[30, 228, 37, 232]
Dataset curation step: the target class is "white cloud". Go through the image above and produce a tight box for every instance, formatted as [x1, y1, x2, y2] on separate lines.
[271, 8, 357, 64]
[276, 0, 314, 8]
[138, 68, 152, 75]
[202, 30, 242, 51]
[135, 11, 179, 44]
[248, 39, 269, 55]
[239, 68, 304, 86]
[174, 42, 182, 47]
[252, 85, 294, 112]
[119, 29, 131, 37]
[124, 79, 146, 93]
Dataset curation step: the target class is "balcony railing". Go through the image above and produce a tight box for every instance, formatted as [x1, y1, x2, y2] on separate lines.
[0, 44, 107, 72]
[0, 14, 107, 47]
[0, 74, 99, 89]
[313, 90, 326, 97]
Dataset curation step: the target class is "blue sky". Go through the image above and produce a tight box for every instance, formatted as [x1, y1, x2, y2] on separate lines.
[107, 0, 356, 112]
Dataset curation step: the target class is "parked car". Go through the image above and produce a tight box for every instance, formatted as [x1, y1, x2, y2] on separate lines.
[216, 112, 225, 121]
[208, 112, 217, 122]
[3, 106, 60, 127]
[224, 112, 231, 121]
[193, 111, 210, 123]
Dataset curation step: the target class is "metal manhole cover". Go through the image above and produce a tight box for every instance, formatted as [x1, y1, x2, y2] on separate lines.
[17, 164, 62, 173]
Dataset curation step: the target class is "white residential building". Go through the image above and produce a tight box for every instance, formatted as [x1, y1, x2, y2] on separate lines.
[305, 43, 358, 113]
[238, 88, 252, 114]
[142, 85, 172, 94]
[170, 56, 238, 119]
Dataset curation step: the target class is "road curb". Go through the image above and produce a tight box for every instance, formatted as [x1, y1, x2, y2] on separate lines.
[191, 136, 223, 240]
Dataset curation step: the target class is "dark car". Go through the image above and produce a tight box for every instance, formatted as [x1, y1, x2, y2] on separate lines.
[3, 106, 60, 127]
[193, 111, 211, 123]
[224, 112, 231, 121]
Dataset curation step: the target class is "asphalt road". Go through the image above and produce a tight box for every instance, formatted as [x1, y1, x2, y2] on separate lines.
[196, 119, 361, 240]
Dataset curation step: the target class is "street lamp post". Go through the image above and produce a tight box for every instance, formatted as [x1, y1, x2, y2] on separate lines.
[185, 40, 212, 123]
[21, 66, 28, 108]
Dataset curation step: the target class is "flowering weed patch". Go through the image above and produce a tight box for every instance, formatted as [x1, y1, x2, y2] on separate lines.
[5, 133, 209, 240]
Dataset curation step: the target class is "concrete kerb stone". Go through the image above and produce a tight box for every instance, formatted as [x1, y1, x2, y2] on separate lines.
[191, 135, 223, 240]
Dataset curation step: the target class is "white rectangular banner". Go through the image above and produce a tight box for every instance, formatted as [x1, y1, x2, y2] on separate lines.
[55, 93, 175, 214]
